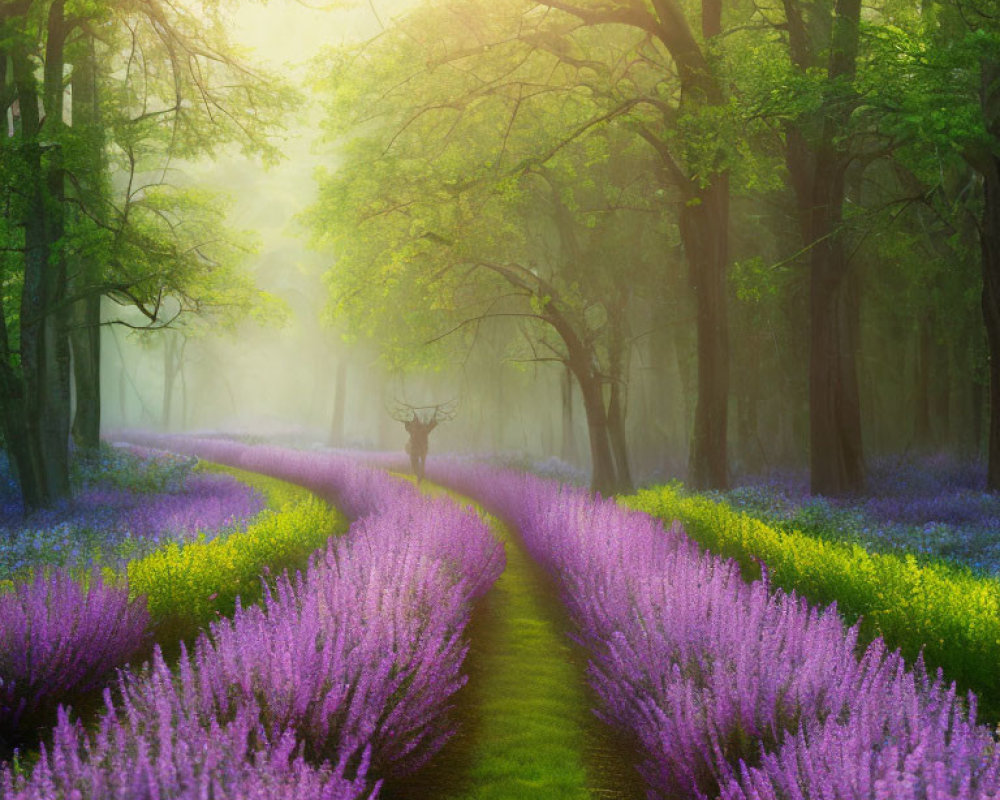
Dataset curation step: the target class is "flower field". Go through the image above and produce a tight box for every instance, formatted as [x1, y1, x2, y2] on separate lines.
[423, 459, 1000, 799]
[624, 479, 1000, 722]
[0, 445, 267, 580]
[0, 436, 504, 799]
[3, 437, 1000, 799]
[0, 446, 345, 762]
[713, 456, 1000, 573]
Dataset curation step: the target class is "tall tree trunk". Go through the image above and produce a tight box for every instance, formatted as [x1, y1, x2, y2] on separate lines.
[560, 363, 577, 463]
[780, 0, 864, 492]
[329, 359, 347, 446]
[809, 221, 864, 494]
[606, 296, 633, 493]
[805, 0, 865, 495]
[625, 0, 730, 489]
[981, 58, 1000, 491]
[536, 297, 620, 495]
[982, 152, 1000, 490]
[0, 300, 40, 508]
[70, 296, 101, 448]
[574, 366, 617, 496]
[69, 33, 103, 450]
[12, 23, 71, 511]
[684, 175, 730, 490]
[40, 0, 71, 498]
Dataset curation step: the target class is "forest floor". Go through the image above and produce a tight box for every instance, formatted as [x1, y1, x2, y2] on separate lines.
[711, 454, 1000, 574]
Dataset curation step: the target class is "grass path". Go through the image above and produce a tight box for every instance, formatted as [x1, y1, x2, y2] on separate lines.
[383, 480, 643, 800]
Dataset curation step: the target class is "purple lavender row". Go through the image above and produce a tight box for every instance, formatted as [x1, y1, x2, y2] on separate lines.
[115, 434, 502, 601]
[0, 447, 266, 754]
[0, 571, 149, 754]
[2, 436, 505, 799]
[423, 459, 1000, 800]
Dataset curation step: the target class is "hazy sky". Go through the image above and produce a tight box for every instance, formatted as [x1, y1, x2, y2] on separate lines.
[231, 0, 411, 69]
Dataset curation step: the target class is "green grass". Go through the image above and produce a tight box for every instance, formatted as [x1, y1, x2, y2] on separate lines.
[456, 512, 590, 799]
[386, 479, 639, 800]
[2, 464, 350, 768]
[623, 483, 1000, 721]
[124, 463, 348, 656]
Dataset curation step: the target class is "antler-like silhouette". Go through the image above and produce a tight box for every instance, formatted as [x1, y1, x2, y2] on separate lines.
[387, 398, 458, 424]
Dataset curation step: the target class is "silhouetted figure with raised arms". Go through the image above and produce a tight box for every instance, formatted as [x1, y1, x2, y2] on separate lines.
[391, 400, 456, 484]
[404, 413, 437, 483]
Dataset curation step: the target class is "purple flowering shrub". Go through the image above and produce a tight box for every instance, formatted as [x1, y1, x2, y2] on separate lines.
[720, 667, 1000, 800]
[190, 496, 494, 777]
[0, 570, 149, 752]
[5, 433, 503, 797]
[424, 460, 1000, 800]
[2, 654, 373, 800]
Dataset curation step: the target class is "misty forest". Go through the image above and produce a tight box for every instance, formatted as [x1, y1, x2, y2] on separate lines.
[1, 0, 1000, 796]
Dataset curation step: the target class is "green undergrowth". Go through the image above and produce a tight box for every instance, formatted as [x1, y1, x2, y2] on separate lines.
[386, 478, 638, 800]
[125, 463, 347, 657]
[623, 484, 1000, 721]
[2, 465, 348, 768]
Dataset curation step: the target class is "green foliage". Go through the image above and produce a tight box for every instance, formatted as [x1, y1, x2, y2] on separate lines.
[125, 469, 347, 648]
[624, 484, 1000, 720]
[1, 0, 297, 342]
[304, 0, 666, 372]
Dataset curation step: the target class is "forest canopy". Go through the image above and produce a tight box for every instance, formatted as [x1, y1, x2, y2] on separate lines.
[304, 0, 1000, 495]
[1, 0, 999, 506]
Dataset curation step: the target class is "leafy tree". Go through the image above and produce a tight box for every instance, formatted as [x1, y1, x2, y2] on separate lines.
[306, 5, 666, 493]
[851, 0, 1000, 487]
[530, 0, 738, 490]
[0, 0, 291, 510]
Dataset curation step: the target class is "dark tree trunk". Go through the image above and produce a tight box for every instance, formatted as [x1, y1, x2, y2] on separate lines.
[607, 384, 631, 491]
[982, 153, 1000, 490]
[329, 359, 347, 446]
[69, 34, 103, 450]
[11, 25, 71, 511]
[780, 0, 864, 493]
[606, 297, 633, 493]
[0, 299, 40, 508]
[804, 0, 865, 496]
[39, 0, 72, 497]
[625, 0, 730, 490]
[540, 298, 620, 495]
[683, 174, 730, 490]
[70, 297, 102, 449]
[808, 219, 864, 495]
[560, 363, 577, 462]
[981, 58, 1000, 491]
[574, 366, 618, 496]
